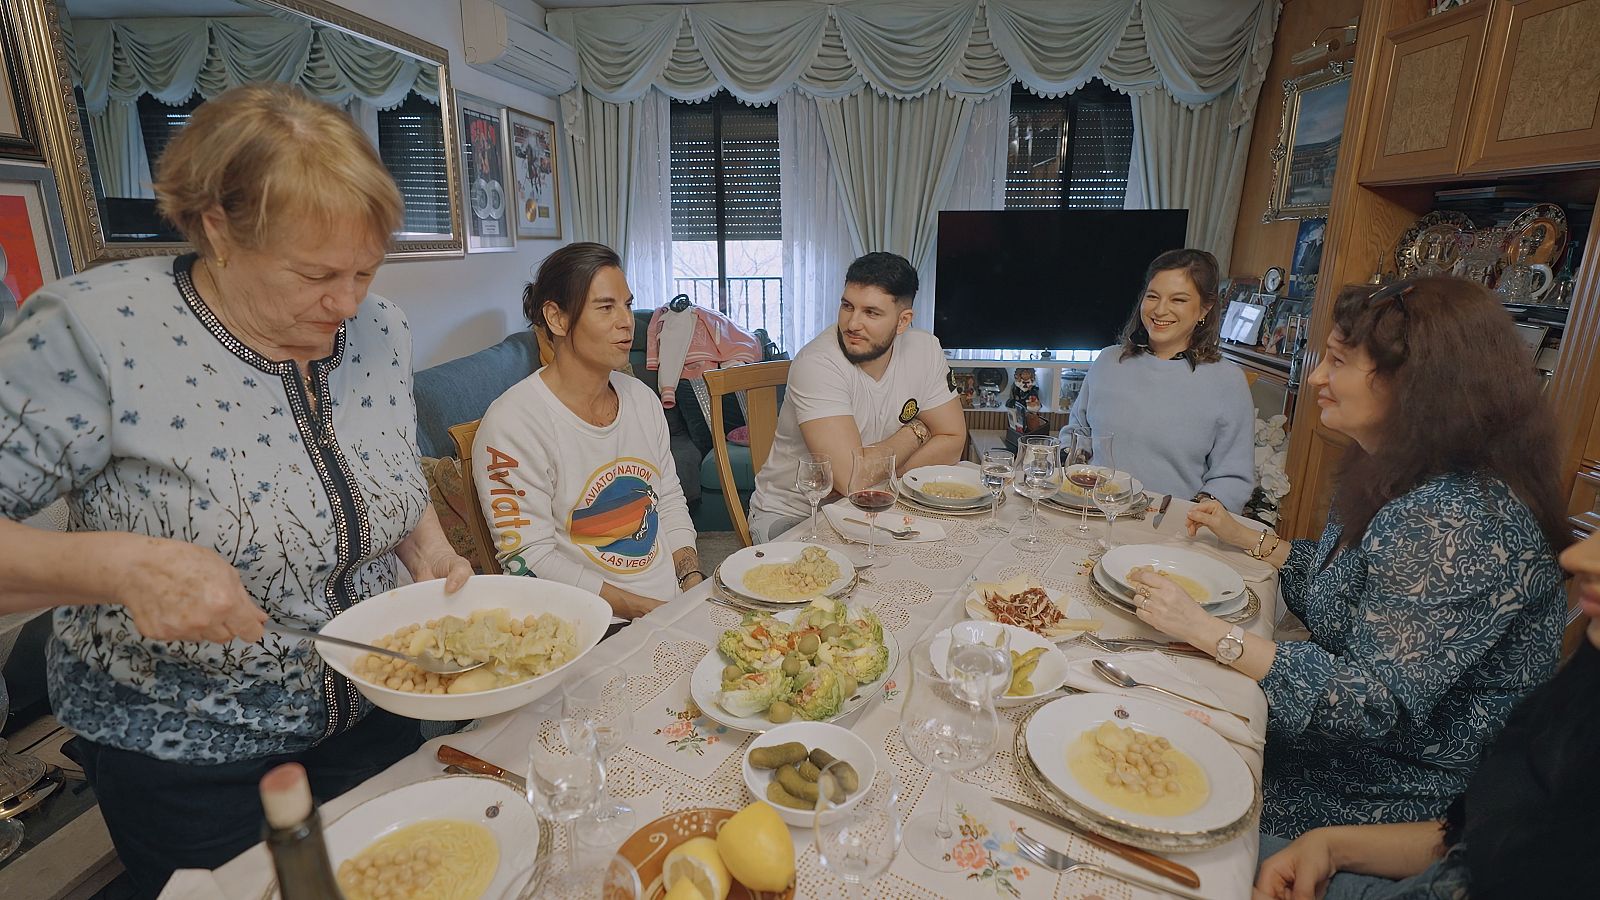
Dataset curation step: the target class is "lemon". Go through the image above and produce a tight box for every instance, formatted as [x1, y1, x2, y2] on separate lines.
[663, 878, 708, 900]
[715, 802, 795, 892]
[664, 836, 731, 900]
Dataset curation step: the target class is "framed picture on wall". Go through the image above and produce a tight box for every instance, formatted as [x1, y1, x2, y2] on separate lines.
[506, 108, 561, 240]
[1265, 62, 1352, 221]
[0, 162, 72, 315]
[457, 93, 515, 253]
[0, 9, 40, 159]
[1288, 217, 1327, 300]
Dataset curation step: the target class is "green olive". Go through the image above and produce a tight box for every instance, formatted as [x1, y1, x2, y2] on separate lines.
[798, 633, 821, 657]
[722, 665, 744, 683]
[821, 623, 844, 641]
[839, 673, 858, 698]
[766, 700, 795, 724]
[781, 653, 806, 676]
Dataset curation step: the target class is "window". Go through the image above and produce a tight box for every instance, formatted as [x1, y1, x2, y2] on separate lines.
[376, 91, 450, 236]
[137, 93, 203, 173]
[1005, 80, 1133, 210]
[670, 92, 784, 347]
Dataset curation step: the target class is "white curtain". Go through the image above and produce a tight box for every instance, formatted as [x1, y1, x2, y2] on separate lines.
[816, 89, 977, 332]
[559, 90, 638, 249]
[919, 88, 1010, 330]
[88, 102, 153, 199]
[625, 88, 675, 313]
[778, 90, 856, 352]
[1125, 87, 1258, 275]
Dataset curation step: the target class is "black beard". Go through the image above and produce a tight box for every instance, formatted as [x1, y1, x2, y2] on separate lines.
[837, 328, 894, 364]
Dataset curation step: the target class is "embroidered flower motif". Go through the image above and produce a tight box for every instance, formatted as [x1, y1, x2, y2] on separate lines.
[950, 838, 987, 869]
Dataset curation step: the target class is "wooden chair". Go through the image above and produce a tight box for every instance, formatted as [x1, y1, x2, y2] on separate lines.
[447, 419, 502, 575]
[701, 360, 791, 547]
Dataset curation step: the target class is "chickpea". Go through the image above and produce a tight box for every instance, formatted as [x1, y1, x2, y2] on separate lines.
[1105, 771, 1121, 786]
[1165, 779, 1180, 793]
[1151, 762, 1170, 778]
[1155, 737, 1171, 750]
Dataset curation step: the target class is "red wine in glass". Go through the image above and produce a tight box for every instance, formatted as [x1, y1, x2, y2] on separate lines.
[1067, 470, 1102, 492]
[849, 489, 896, 513]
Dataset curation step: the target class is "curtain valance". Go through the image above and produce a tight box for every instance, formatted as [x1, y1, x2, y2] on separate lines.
[71, 16, 438, 115]
[548, 0, 1275, 124]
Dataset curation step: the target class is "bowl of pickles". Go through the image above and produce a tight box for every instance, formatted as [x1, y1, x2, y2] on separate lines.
[739, 721, 878, 828]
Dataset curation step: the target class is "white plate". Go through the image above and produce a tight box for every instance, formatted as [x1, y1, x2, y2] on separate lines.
[1100, 544, 1245, 606]
[692, 607, 900, 733]
[1025, 694, 1253, 835]
[900, 465, 990, 508]
[716, 542, 857, 604]
[740, 722, 879, 828]
[963, 582, 1097, 643]
[1092, 563, 1248, 618]
[900, 491, 999, 517]
[1055, 465, 1143, 508]
[928, 622, 1069, 707]
[304, 774, 540, 900]
[319, 575, 612, 720]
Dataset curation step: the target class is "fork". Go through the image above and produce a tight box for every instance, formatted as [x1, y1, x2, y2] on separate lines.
[1080, 633, 1210, 658]
[1012, 829, 1210, 900]
[843, 516, 920, 539]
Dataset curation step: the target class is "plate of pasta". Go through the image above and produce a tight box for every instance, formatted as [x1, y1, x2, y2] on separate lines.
[716, 542, 857, 605]
[317, 575, 612, 720]
[272, 774, 542, 900]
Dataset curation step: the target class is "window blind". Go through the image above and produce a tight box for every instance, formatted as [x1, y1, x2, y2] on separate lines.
[670, 94, 780, 241]
[377, 91, 450, 235]
[1005, 81, 1132, 211]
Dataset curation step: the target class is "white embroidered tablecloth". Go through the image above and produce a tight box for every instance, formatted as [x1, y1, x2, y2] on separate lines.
[200, 496, 1279, 900]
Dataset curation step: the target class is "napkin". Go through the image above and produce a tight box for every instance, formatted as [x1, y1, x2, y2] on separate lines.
[157, 870, 227, 900]
[1064, 651, 1263, 749]
[822, 500, 946, 543]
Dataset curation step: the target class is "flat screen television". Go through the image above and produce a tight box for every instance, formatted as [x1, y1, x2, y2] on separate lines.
[932, 209, 1190, 351]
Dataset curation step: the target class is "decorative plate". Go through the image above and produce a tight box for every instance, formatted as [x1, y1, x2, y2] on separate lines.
[1394, 211, 1473, 276]
[618, 808, 795, 900]
[1504, 203, 1567, 266]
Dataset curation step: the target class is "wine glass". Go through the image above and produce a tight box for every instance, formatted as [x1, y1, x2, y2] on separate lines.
[814, 763, 902, 898]
[946, 620, 1012, 702]
[1010, 435, 1060, 551]
[979, 449, 1014, 535]
[526, 725, 606, 893]
[899, 636, 999, 871]
[516, 852, 640, 900]
[0, 676, 24, 862]
[796, 453, 834, 541]
[1060, 427, 1099, 535]
[561, 666, 635, 848]
[1090, 437, 1139, 556]
[847, 447, 897, 564]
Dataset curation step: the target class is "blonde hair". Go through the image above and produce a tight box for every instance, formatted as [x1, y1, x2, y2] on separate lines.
[155, 83, 403, 259]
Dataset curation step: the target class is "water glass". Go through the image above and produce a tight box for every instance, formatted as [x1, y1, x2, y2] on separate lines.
[1010, 435, 1060, 551]
[899, 637, 999, 871]
[796, 453, 834, 540]
[562, 666, 635, 847]
[846, 447, 897, 564]
[946, 620, 1012, 702]
[814, 763, 902, 898]
[526, 726, 606, 893]
[516, 852, 640, 900]
[979, 449, 1014, 535]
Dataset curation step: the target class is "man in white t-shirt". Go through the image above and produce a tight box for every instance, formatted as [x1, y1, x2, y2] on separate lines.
[749, 252, 966, 542]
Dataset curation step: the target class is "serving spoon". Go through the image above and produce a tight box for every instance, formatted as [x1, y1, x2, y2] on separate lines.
[265, 623, 485, 675]
[1091, 658, 1249, 723]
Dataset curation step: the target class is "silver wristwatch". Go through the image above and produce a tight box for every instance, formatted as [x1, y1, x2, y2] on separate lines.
[1215, 625, 1246, 665]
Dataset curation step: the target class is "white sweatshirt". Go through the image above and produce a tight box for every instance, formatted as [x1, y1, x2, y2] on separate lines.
[473, 369, 698, 602]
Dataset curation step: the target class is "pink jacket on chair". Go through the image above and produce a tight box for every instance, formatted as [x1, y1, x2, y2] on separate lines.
[646, 306, 762, 407]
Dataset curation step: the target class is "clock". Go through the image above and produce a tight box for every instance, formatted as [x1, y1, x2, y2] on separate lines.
[1263, 266, 1286, 295]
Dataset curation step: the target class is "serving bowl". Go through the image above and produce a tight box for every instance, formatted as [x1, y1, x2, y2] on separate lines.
[740, 721, 878, 828]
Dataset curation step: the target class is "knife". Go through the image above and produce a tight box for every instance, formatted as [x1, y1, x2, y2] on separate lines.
[437, 744, 526, 792]
[1150, 494, 1173, 529]
[994, 798, 1202, 889]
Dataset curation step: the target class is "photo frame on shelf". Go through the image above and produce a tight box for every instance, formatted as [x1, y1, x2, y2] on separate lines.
[506, 107, 560, 240]
[1224, 276, 1261, 309]
[0, 162, 72, 318]
[458, 93, 515, 253]
[1265, 62, 1352, 222]
[1288, 217, 1327, 300]
[1220, 299, 1269, 346]
[1510, 322, 1549, 366]
[1265, 298, 1310, 356]
[0, 9, 40, 159]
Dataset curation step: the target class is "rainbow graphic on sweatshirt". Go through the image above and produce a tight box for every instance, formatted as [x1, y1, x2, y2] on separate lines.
[569, 458, 660, 573]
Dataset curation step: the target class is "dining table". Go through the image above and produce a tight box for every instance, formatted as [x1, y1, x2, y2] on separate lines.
[182, 488, 1281, 900]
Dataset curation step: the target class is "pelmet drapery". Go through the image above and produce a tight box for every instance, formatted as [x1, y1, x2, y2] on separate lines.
[69, 16, 438, 198]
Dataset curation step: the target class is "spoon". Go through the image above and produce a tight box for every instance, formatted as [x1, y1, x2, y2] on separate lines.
[265, 623, 486, 675]
[1091, 659, 1250, 722]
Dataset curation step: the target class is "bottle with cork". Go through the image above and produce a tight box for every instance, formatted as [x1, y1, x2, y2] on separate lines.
[260, 762, 345, 898]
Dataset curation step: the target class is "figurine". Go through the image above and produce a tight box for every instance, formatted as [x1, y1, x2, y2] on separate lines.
[975, 368, 1007, 409]
[1010, 367, 1041, 411]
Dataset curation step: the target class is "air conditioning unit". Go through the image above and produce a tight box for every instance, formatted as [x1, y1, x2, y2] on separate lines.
[462, 0, 578, 97]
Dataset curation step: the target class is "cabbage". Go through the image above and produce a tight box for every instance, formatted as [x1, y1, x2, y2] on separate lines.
[791, 664, 845, 720]
[717, 615, 790, 671]
[717, 668, 789, 717]
[833, 642, 889, 684]
[793, 596, 846, 630]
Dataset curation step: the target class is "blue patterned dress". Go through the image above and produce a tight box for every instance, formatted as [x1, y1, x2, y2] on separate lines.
[1259, 473, 1564, 838]
[0, 255, 428, 764]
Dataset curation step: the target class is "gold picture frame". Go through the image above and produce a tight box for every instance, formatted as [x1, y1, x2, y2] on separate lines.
[2, 0, 465, 269]
[1264, 61, 1352, 223]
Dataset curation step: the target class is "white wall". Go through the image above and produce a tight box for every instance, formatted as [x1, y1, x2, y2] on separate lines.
[340, 0, 565, 368]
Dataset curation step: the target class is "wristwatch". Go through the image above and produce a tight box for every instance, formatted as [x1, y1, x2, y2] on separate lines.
[906, 419, 931, 445]
[1215, 625, 1246, 666]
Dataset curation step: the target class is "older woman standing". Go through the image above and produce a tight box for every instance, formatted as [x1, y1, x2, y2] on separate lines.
[0, 84, 468, 894]
[1065, 249, 1256, 510]
[1130, 277, 1568, 839]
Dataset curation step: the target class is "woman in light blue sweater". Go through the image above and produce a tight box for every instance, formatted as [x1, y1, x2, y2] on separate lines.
[1065, 249, 1256, 511]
